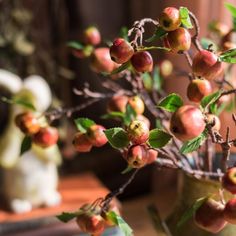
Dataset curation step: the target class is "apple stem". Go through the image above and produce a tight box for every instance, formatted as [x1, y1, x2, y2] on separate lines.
[182, 51, 193, 68]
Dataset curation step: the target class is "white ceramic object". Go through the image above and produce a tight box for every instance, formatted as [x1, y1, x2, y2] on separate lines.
[0, 71, 61, 213]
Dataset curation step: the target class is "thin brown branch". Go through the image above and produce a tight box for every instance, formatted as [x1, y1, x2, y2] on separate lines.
[182, 51, 193, 68]
[221, 127, 231, 172]
[189, 11, 202, 51]
[101, 169, 139, 210]
[128, 18, 159, 47]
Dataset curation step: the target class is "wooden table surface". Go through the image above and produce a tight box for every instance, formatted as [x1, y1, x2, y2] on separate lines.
[0, 173, 112, 235]
[0, 174, 176, 236]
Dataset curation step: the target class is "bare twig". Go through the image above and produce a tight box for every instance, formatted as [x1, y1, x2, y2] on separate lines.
[189, 11, 202, 51]
[128, 18, 159, 47]
[101, 169, 139, 210]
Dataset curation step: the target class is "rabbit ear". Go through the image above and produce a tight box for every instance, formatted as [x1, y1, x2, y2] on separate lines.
[23, 75, 52, 112]
[0, 69, 22, 94]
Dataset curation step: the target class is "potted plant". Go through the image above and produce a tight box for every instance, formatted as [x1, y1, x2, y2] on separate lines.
[4, 3, 236, 236]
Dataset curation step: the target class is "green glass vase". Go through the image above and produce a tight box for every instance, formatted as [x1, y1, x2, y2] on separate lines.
[166, 173, 236, 236]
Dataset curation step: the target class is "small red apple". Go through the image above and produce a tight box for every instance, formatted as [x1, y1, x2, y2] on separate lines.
[128, 96, 145, 115]
[131, 51, 153, 73]
[73, 132, 92, 152]
[192, 50, 223, 80]
[101, 203, 120, 226]
[187, 79, 212, 103]
[126, 144, 148, 168]
[90, 47, 119, 73]
[33, 126, 59, 148]
[224, 198, 236, 224]
[170, 105, 205, 141]
[107, 95, 129, 113]
[164, 27, 191, 53]
[15, 112, 40, 135]
[222, 167, 236, 194]
[136, 114, 151, 129]
[159, 7, 181, 31]
[72, 45, 94, 58]
[194, 198, 227, 233]
[206, 114, 221, 131]
[146, 149, 158, 164]
[87, 124, 108, 147]
[110, 38, 134, 64]
[76, 205, 105, 235]
[83, 26, 101, 46]
[127, 120, 149, 145]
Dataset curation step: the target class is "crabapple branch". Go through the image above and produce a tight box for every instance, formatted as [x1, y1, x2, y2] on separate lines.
[44, 98, 101, 122]
[101, 169, 139, 210]
[189, 11, 202, 51]
[128, 18, 159, 47]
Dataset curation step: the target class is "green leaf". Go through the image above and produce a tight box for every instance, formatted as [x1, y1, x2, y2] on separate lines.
[179, 7, 193, 29]
[104, 128, 129, 149]
[225, 2, 236, 18]
[106, 211, 133, 236]
[149, 130, 170, 147]
[180, 131, 208, 154]
[177, 197, 208, 228]
[119, 27, 129, 41]
[153, 66, 162, 90]
[74, 118, 95, 133]
[148, 129, 172, 148]
[142, 72, 153, 91]
[145, 27, 167, 43]
[20, 136, 32, 156]
[158, 93, 183, 112]
[56, 212, 78, 223]
[220, 48, 236, 58]
[124, 104, 137, 126]
[67, 41, 84, 50]
[137, 46, 170, 52]
[200, 37, 218, 51]
[1, 96, 36, 111]
[155, 119, 163, 129]
[121, 165, 133, 174]
[219, 48, 236, 63]
[219, 57, 236, 63]
[210, 102, 228, 116]
[101, 112, 125, 120]
[200, 90, 222, 109]
[107, 61, 131, 75]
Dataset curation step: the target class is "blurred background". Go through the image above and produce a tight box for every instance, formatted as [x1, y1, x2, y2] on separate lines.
[0, 0, 235, 200]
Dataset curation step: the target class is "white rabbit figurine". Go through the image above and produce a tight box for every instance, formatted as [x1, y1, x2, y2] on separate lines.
[0, 71, 62, 213]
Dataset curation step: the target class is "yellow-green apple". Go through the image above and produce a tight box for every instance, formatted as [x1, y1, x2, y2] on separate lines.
[159, 7, 181, 31]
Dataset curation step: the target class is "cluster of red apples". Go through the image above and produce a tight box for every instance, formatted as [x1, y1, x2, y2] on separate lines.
[73, 94, 157, 169]
[195, 167, 236, 233]
[15, 112, 58, 148]
[41, 4, 236, 236]
[71, 202, 120, 236]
